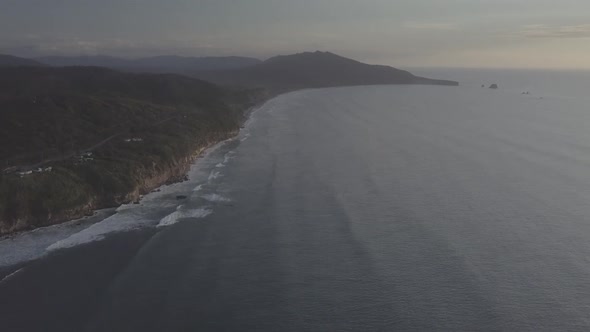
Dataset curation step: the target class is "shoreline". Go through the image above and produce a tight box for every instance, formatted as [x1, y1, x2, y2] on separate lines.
[0, 135, 235, 236]
[0, 97, 270, 272]
[0, 96, 271, 237]
[0, 136, 233, 271]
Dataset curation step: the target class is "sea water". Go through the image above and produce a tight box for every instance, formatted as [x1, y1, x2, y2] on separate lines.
[3, 70, 590, 331]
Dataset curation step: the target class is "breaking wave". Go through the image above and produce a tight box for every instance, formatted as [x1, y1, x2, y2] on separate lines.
[208, 170, 222, 181]
[201, 194, 232, 203]
[157, 208, 213, 227]
[46, 210, 154, 251]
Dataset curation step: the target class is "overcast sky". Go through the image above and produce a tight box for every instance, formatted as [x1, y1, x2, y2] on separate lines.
[2, 0, 589, 68]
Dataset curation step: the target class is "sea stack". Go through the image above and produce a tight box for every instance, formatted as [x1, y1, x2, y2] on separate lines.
[489, 84, 498, 89]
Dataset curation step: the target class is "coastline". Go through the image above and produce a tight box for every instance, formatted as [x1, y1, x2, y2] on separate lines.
[0, 135, 233, 236]
[0, 131, 243, 272]
[1, 81, 450, 236]
[0, 97, 270, 237]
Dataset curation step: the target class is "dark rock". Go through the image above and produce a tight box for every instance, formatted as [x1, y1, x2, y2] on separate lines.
[176, 195, 188, 200]
[489, 84, 498, 89]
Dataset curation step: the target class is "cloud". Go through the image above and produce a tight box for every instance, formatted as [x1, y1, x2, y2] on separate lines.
[519, 24, 590, 39]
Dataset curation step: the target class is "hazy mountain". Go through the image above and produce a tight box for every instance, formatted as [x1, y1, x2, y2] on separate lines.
[131, 55, 262, 71]
[35, 55, 130, 67]
[0, 54, 45, 67]
[194, 51, 458, 91]
[35, 55, 262, 73]
[32, 52, 457, 90]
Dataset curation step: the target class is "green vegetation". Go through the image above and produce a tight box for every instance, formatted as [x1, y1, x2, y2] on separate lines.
[0, 66, 263, 234]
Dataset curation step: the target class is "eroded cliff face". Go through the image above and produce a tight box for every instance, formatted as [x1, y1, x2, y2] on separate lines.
[0, 132, 238, 236]
[115, 142, 218, 204]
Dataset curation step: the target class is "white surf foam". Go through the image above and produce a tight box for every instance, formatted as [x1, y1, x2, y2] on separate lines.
[193, 184, 204, 192]
[46, 209, 156, 251]
[158, 211, 182, 227]
[116, 203, 136, 212]
[201, 194, 232, 203]
[224, 153, 234, 163]
[0, 209, 116, 267]
[157, 208, 212, 227]
[208, 170, 222, 181]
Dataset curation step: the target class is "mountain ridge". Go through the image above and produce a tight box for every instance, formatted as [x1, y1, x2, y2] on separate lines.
[0, 54, 45, 67]
[35, 55, 262, 73]
[5, 51, 458, 89]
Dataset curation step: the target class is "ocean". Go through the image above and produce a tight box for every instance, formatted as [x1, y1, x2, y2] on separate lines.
[2, 69, 590, 331]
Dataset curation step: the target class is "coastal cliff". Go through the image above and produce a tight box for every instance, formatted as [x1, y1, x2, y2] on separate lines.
[1, 132, 238, 235]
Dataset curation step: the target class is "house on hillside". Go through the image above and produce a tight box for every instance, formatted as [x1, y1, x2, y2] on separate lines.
[33, 167, 53, 173]
[78, 152, 94, 163]
[18, 170, 33, 177]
